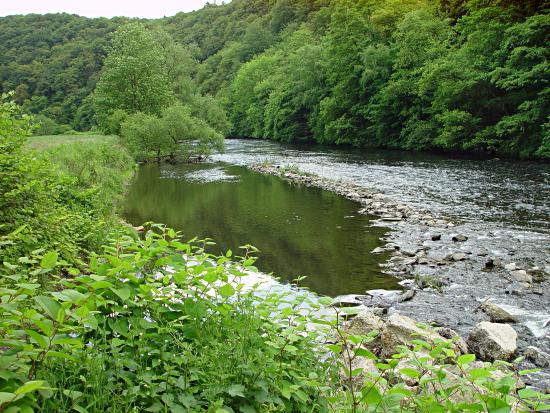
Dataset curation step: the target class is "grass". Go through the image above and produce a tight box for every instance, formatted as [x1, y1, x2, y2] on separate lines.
[26, 133, 117, 149]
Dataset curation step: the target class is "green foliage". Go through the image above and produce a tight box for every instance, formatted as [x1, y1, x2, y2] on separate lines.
[121, 104, 224, 162]
[2, 226, 549, 411]
[93, 22, 174, 128]
[0, 96, 134, 268]
[1, 226, 331, 412]
[0, 14, 121, 128]
[226, 0, 549, 158]
[32, 114, 74, 136]
[1, 1, 548, 157]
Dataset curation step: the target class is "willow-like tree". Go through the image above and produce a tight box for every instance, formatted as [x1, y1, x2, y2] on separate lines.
[94, 23, 173, 130]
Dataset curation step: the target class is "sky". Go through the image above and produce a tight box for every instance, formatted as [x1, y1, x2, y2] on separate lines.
[0, 0, 223, 19]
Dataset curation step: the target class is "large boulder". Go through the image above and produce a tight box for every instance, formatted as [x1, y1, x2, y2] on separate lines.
[380, 313, 448, 357]
[347, 309, 384, 334]
[467, 322, 517, 361]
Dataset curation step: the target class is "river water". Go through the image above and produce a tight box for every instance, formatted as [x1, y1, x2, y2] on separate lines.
[215, 139, 550, 233]
[123, 162, 394, 296]
[124, 139, 550, 297]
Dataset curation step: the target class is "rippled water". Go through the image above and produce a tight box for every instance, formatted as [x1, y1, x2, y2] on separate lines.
[215, 139, 550, 233]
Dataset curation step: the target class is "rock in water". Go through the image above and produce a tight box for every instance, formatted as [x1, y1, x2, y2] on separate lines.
[480, 301, 518, 323]
[451, 252, 468, 261]
[504, 263, 518, 271]
[509, 270, 532, 283]
[452, 234, 468, 242]
[332, 294, 366, 307]
[398, 289, 416, 302]
[524, 346, 550, 368]
[485, 257, 503, 268]
[467, 322, 517, 361]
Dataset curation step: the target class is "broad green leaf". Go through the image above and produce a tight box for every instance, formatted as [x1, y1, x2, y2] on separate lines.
[25, 330, 48, 349]
[34, 296, 61, 320]
[457, 354, 476, 365]
[469, 368, 492, 379]
[226, 384, 245, 397]
[15, 380, 46, 395]
[354, 348, 377, 359]
[400, 367, 420, 378]
[0, 392, 15, 405]
[219, 283, 235, 297]
[317, 297, 333, 306]
[40, 252, 58, 269]
[110, 286, 131, 302]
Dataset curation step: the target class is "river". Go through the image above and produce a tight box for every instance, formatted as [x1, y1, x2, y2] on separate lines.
[124, 139, 549, 297]
[123, 138, 550, 385]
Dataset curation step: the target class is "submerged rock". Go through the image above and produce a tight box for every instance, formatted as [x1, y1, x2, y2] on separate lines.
[467, 322, 517, 361]
[480, 301, 518, 323]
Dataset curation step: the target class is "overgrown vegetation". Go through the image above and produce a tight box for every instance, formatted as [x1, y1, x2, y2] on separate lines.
[226, 0, 549, 158]
[94, 23, 227, 162]
[1, 99, 549, 411]
[0, 93, 134, 269]
[1, 0, 547, 158]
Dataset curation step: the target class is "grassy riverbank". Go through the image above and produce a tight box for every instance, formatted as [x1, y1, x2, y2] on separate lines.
[26, 133, 117, 149]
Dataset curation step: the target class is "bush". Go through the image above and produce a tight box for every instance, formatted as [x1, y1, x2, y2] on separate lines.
[0, 96, 135, 268]
[33, 114, 74, 136]
[120, 104, 224, 162]
[1, 226, 331, 412]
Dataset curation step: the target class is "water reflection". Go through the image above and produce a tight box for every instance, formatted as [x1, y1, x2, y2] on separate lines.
[124, 163, 396, 296]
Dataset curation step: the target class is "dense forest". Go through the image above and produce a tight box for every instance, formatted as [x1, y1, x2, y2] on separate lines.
[0, 0, 548, 157]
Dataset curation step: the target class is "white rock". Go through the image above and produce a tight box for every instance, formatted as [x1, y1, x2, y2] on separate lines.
[467, 322, 517, 361]
[510, 270, 532, 283]
[504, 263, 518, 271]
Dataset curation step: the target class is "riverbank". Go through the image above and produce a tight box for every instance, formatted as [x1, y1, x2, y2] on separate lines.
[250, 162, 550, 390]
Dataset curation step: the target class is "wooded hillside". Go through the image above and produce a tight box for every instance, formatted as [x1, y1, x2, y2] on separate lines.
[1, 0, 548, 157]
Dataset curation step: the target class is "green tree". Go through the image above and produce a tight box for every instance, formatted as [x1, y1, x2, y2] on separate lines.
[121, 104, 224, 162]
[94, 22, 173, 130]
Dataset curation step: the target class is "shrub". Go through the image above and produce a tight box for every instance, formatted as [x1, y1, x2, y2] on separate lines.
[33, 114, 74, 136]
[0, 95, 135, 268]
[1, 226, 331, 412]
[120, 104, 224, 162]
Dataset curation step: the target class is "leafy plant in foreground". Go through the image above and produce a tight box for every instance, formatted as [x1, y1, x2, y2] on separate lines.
[1, 225, 331, 412]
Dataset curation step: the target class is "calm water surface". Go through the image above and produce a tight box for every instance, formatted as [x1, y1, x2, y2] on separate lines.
[124, 139, 550, 296]
[124, 163, 395, 296]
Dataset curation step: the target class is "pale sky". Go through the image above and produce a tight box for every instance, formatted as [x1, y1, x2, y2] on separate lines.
[0, 0, 226, 19]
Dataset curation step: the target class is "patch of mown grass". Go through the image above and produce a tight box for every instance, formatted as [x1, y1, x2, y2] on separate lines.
[26, 133, 117, 149]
